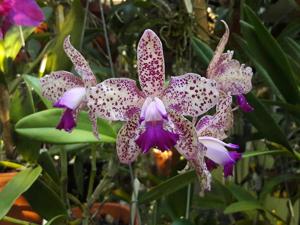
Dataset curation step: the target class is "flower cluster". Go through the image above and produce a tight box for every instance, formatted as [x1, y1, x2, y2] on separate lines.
[0, 0, 44, 39]
[41, 21, 253, 190]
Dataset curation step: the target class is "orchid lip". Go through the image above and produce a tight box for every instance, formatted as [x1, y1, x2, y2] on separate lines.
[135, 121, 179, 153]
[53, 87, 86, 110]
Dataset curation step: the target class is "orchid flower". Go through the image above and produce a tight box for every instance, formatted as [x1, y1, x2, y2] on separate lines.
[0, 0, 44, 39]
[41, 36, 99, 136]
[87, 29, 219, 180]
[196, 94, 241, 177]
[207, 21, 253, 112]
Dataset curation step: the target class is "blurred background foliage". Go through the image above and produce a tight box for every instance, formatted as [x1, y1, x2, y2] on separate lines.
[0, 0, 300, 224]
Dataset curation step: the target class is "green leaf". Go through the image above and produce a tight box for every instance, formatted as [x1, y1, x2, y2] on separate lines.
[0, 166, 42, 219]
[24, 178, 67, 220]
[9, 81, 35, 123]
[242, 6, 300, 103]
[227, 183, 256, 202]
[242, 150, 288, 158]
[44, 215, 66, 225]
[15, 109, 116, 144]
[46, 0, 84, 72]
[191, 37, 213, 67]
[38, 151, 60, 184]
[172, 218, 194, 225]
[23, 74, 52, 108]
[244, 93, 292, 150]
[1, 26, 34, 60]
[224, 201, 263, 214]
[259, 174, 300, 201]
[139, 171, 196, 204]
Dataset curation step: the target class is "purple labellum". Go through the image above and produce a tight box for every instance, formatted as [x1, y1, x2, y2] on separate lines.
[56, 108, 76, 132]
[135, 121, 179, 153]
[236, 94, 254, 112]
[223, 151, 241, 177]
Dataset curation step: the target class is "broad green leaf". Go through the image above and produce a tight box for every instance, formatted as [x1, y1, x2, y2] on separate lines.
[38, 151, 60, 184]
[227, 183, 256, 202]
[139, 171, 196, 204]
[191, 37, 213, 67]
[224, 201, 263, 214]
[242, 6, 300, 103]
[277, 19, 300, 41]
[1, 26, 34, 60]
[46, 0, 84, 72]
[234, 34, 285, 101]
[0, 166, 42, 219]
[23, 74, 52, 108]
[9, 81, 35, 123]
[24, 178, 67, 220]
[284, 37, 300, 63]
[244, 93, 292, 151]
[15, 109, 116, 144]
[259, 174, 300, 201]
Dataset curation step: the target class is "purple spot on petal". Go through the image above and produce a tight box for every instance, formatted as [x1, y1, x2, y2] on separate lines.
[135, 121, 179, 153]
[236, 94, 254, 112]
[56, 108, 76, 132]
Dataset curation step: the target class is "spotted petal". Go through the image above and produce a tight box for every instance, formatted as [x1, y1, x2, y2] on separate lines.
[137, 29, 165, 96]
[168, 111, 198, 159]
[87, 78, 145, 121]
[213, 60, 253, 95]
[41, 71, 84, 103]
[207, 20, 229, 79]
[63, 36, 97, 87]
[117, 114, 141, 164]
[162, 73, 219, 117]
[196, 93, 233, 140]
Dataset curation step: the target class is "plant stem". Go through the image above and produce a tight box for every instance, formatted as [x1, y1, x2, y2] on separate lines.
[60, 147, 69, 209]
[1, 216, 39, 225]
[87, 145, 97, 201]
[18, 26, 25, 47]
[79, 0, 89, 51]
[129, 164, 141, 225]
[185, 183, 192, 219]
[99, 0, 115, 77]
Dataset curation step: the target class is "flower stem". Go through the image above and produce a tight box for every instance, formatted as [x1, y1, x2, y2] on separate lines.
[1, 216, 39, 225]
[79, 0, 89, 51]
[99, 0, 115, 77]
[18, 26, 25, 47]
[87, 145, 97, 201]
[60, 147, 69, 209]
[185, 183, 192, 219]
[129, 164, 141, 225]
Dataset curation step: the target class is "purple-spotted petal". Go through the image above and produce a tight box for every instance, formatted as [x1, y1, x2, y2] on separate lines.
[56, 108, 76, 132]
[87, 78, 145, 121]
[236, 94, 254, 112]
[207, 20, 229, 79]
[196, 93, 233, 140]
[189, 145, 212, 191]
[54, 87, 86, 110]
[137, 29, 165, 96]
[213, 60, 253, 95]
[41, 71, 84, 103]
[135, 121, 179, 153]
[162, 73, 219, 117]
[63, 36, 97, 87]
[168, 111, 198, 159]
[9, 0, 44, 26]
[117, 114, 141, 164]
